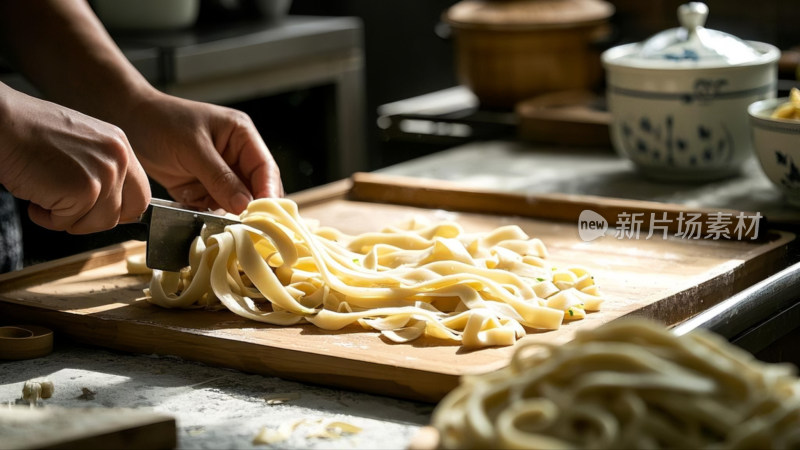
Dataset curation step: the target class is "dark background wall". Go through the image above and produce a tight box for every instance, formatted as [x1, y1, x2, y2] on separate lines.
[291, 0, 461, 127]
[289, 0, 461, 170]
[608, 0, 800, 47]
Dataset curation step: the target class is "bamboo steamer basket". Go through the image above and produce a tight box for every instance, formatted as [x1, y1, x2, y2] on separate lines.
[444, 0, 614, 109]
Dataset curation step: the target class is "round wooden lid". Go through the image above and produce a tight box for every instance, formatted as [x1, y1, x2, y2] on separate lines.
[445, 0, 614, 30]
[0, 325, 53, 360]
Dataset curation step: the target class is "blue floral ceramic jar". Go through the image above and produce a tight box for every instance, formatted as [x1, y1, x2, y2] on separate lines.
[602, 2, 780, 181]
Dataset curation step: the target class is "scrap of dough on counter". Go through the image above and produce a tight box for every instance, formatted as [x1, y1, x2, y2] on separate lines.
[133, 198, 604, 349]
[252, 418, 362, 446]
[21, 379, 54, 406]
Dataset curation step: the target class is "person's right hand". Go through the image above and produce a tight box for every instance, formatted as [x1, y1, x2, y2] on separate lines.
[0, 85, 150, 234]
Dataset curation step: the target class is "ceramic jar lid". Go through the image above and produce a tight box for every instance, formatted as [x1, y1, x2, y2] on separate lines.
[445, 0, 614, 30]
[609, 2, 776, 69]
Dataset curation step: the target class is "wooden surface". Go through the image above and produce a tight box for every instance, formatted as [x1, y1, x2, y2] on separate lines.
[0, 175, 794, 402]
[515, 90, 611, 147]
[350, 172, 767, 240]
[0, 406, 175, 450]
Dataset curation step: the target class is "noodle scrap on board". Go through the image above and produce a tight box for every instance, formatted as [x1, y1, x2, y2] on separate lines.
[139, 198, 604, 349]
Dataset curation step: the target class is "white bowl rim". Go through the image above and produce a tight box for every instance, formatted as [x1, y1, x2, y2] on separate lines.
[748, 97, 800, 137]
[747, 97, 800, 121]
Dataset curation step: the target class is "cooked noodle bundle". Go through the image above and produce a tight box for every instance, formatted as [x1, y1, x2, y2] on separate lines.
[431, 319, 800, 449]
[143, 198, 603, 348]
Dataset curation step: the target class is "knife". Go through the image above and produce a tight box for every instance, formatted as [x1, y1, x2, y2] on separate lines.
[122, 198, 240, 271]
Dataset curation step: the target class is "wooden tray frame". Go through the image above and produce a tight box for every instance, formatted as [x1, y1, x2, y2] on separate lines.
[0, 173, 794, 402]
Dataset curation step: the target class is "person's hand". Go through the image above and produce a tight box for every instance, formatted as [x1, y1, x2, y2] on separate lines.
[121, 91, 283, 214]
[0, 85, 151, 234]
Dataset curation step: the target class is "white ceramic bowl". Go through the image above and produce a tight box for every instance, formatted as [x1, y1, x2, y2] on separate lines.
[748, 97, 800, 207]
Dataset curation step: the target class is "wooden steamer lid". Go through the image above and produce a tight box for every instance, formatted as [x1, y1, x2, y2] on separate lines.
[444, 0, 615, 30]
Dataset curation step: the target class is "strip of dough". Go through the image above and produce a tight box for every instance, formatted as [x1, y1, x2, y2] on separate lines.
[143, 198, 604, 348]
[431, 318, 800, 448]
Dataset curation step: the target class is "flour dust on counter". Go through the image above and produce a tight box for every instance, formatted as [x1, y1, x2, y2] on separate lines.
[0, 342, 432, 450]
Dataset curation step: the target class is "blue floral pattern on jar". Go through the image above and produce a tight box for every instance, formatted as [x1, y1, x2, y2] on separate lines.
[617, 114, 734, 167]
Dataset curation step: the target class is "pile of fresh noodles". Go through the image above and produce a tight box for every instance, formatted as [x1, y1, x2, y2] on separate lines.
[141, 198, 603, 348]
[430, 319, 800, 449]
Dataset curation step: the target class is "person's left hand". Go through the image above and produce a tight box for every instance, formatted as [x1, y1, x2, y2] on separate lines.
[120, 91, 283, 214]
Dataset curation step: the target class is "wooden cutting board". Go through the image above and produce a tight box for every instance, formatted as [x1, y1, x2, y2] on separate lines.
[0, 173, 794, 402]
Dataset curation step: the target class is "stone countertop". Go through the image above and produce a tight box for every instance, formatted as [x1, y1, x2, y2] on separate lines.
[0, 341, 431, 449]
[377, 140, 800, 227]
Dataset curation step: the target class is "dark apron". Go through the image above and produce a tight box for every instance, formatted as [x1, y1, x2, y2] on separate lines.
[0, 188, 23, 273]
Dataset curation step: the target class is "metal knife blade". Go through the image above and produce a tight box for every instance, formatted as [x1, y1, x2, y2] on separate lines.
[128, 198, 240, 272]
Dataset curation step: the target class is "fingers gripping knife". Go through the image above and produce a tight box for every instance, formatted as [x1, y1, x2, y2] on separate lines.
[126, 199, 240, 271]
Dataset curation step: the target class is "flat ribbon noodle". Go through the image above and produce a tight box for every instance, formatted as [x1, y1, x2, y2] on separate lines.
[143, 198, 605, 349]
